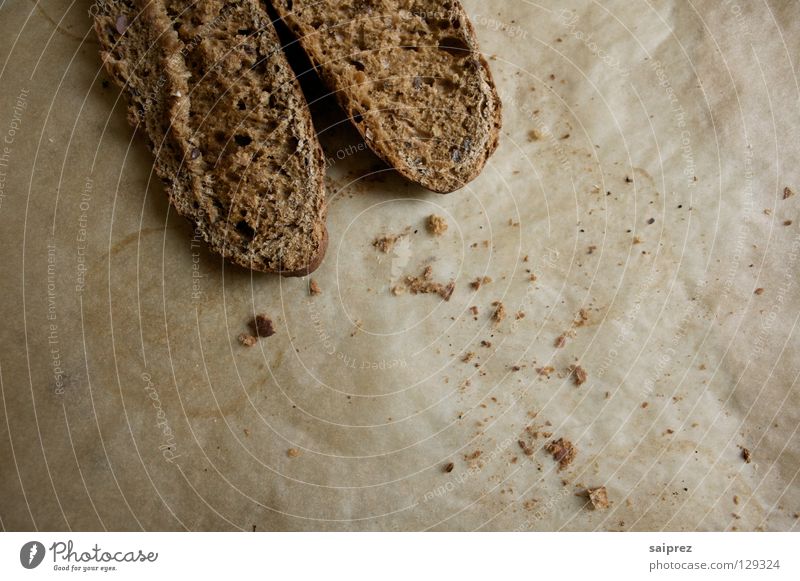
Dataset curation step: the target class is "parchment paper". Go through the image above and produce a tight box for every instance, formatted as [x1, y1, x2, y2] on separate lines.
[1, 0, 798, 531]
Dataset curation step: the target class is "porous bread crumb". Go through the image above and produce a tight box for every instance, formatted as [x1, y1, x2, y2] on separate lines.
[250, 314, 275, 338]
[309, 278, 322, 295]
[518, 439, 534, 456]
[741, 447, 752, 463]
[470, 276, 493, 290]
[427, 214, 448, 236]
[546, 438, 577, 470]
[287, 448, 302, 458]
[569, 364, 588, 386]
[587, 487, 609, 510]
[238, 333, 258, 347]
[492, 301, 506, 324]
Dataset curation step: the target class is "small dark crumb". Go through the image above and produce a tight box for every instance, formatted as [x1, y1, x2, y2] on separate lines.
[511, 365, 521, 372]
[733, 495, 739, 505]
[470, 276, 492, 290]
[754, 288, 765, 295]
[784, 186, 795, 199]
[625, 176, 633, 183]
[287, 448, 301, 458]
[536, 366, 554, 376]
[741, 447, 752, 463]
[443, 462, 455, 473]
[586, 486, 610, 510]
[569, 364, 588, 386]
[518, 439, 534, 456]
[554, 334, 566, 348]
[462, 352, 475, 363]
[546, 438, 577, 471]
[243, 428, 251, 437]
[515, 311, 525, 320]
[587, 245, 597, 254]
[238, 333, 258, 347]
[641, 401, 649, 409]
[647, 217, 655, 224]
[492, 301, 506, 324]
[480, 340, 492, 348]
[250, 314, 275, 338]
[464, 450, 482, 461]
[469, 305, 479, 316]
[309, 278, 322, 295]
[784, 220, 793, 226]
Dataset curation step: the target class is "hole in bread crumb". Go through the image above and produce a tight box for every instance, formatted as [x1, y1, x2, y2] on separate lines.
[237, 100, 246, 110]
[235, 220, 255, 239]
[237, 28, 253, 36]
[234, 134, 253, 146]
[439, 36, 470, 57]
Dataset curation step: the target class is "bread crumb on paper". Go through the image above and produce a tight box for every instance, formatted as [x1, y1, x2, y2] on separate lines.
[250, 314, 275, 338]
[309, 278, 322, 295]
[492, 301, 506, 324]
[741, 447, 752, 463]
[569, 364, 588, 386]
[287, 448, 302, 458]
[403, 266, 456, 301]
[546, 438, 577, 471]
[754, 288, 765, 295]
[238, 333, 258, 347]
[470, 276, 492, 290]
[426, 214, 448, 236]
[784, 186, 795, 199]
[587, 487, 610, 510]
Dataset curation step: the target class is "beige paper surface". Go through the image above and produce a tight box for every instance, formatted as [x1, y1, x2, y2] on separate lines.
[0, 0, 798, 531]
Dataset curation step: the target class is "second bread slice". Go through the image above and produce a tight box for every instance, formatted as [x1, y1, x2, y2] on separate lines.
[269, 0, 502, 193]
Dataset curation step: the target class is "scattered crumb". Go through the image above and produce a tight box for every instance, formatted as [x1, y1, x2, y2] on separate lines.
[554, 334, 567, 348]
[249, 314, 275, 338]
[587, 245, 597, 254]
[287, 448, 301, 458]
[471, 276, 493, 290]
[309, 278, 322, 295]
[464, 450, 482, 461]
[569, 364, 588, 386]
[546, 438, 577, 471]
[574, 308, 590, 326]
[492, 301, 506, 324]
[754, 288, 765, 295]
[733, 495, 739, 505]
[443, 462, 455, 473]
[427, 214, 448, 236]
[372, 233, 401, 253]
[764, 208, 772, 215]
[529, 273, 538, 282]
[403, 266, 455, 301]
[522, 499, 539, 510]
[518, 439, 534, 456]
[587, 486, 610, 510]
[536, 366, 555, 376]
[641, 401, 649, 409]
[784, 220, 793, 226]
[784, 186, 795, 199]
[462, 352, 476, 363]
[350, 320, 363, 337]
[480, 340, 492, 348]
[243, 428, 251, 437]
[528, 129, 542, 141]
[515, 311, 525, 320]
[469, 305, 479, 316]
[511, 365, 521, 372]
[391, 285, 406, 296]
[633, 236, 643, 244]
[741, 447, 752, 463]
[238, 333, 258, 347]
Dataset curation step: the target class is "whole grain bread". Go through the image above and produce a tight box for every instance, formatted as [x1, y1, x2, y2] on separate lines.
[269, 0, 502, 193]
[93, 0, 328, 275]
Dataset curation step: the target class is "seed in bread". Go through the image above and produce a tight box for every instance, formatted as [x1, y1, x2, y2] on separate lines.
[93, 0, 328, 275]
[269, 0, 502, 193]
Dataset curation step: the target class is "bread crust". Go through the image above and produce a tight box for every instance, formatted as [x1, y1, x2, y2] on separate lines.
[93, 0, 328, 274]
[269, 0, 502, 193]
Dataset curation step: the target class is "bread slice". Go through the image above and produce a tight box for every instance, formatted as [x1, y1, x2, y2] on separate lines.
[268, 0, 502, 193]
[93, 0, 328, 275]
